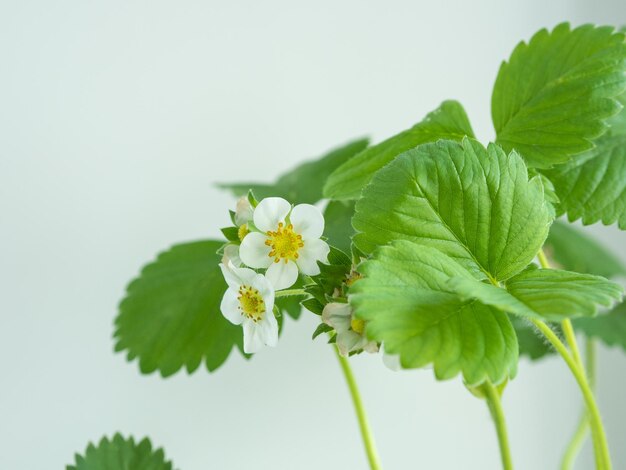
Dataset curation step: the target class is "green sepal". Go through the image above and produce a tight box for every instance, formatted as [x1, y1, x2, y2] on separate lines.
[220, 226, 240, 242]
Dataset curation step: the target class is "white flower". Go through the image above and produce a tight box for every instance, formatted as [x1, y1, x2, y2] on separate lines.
[235, 196, 254, 226]
[219, 263, 278, 354]
[322, 302, 378, 357]
[239, 197, 330, 290]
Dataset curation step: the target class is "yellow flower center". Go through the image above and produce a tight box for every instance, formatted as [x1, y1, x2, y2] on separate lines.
[350, 317, 365, 335]
[238, 224, 250, 241]
[238, 285, 266, 322]
[265, 222, 304, 263]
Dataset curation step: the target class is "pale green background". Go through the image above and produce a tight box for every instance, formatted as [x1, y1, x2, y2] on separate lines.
[1, 1, 625, 469]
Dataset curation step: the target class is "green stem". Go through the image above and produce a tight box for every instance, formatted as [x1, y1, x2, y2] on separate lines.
[275, 288, 306, 298]
[531, 320, 610, 469]
[561, 339, 597, 470]
[481, 381, 514, 470]
[538, 250, 584, 368]
[537, 249, 610, 468]
[333, 347, 382, 470]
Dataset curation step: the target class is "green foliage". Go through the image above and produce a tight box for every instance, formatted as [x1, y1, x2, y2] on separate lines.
[115, 240, 245, 376]
[575, 302, 626, 351]
[67, 434, 173, 470]
[218, 138, 368, 204]
[323, 100, 474, 200]
[545, 94, 626, 229]
[323, 201, 355, 254]
[493, 23, 626, 169]
[351, 241, 518, 386]
[450, 267, 623, 321]
[353, 138, 553, 281]
[545, 221, 626, 277]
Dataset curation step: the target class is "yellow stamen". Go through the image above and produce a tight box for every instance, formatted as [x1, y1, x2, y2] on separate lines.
[238, 285, 266, 322]
[350, 317, 365, 335]
[238, 224, 250, 241]
[265, 222, 304, 263]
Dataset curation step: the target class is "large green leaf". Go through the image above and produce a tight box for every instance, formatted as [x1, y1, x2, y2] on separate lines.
[218, 138, 368, 204]
[575, 301, 626, 351]
[323, 100, 474, 200]
[450, 267, 623, 321]
[493, 23, 626, 169]
[115, 240, 244, 377]
[545, 94, 626, 229]
[68, 434, 173, 470]
[353, 138, 553, 282]
[350, 241, 518, 386]
[545, 220, 626, 277]
[323, 200, 355, 255]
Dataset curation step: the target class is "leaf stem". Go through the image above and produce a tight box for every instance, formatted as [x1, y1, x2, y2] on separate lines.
[537, 248, 610, 468]
[561, 339, 597, 470]
[333, 346, 382, 470]
[480, 381, 514, 470]
[538, 249, 584, 367]
[531, 319, 610, 469]
[274, 288, 307, 298]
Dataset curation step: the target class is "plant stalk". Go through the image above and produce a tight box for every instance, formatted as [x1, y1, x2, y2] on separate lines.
[333, 346, 382, 470]
[531, 320, 610, 469]
[561, 339, 597, 470]
[536, 249, 610, 469]
[481, 381, 514, 470]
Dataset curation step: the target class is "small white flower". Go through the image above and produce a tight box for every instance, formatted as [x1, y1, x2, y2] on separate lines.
[239, 197, 330, 290]
[235, 196, 254, 226]
[322, 302, 378, 357]
[219, 263, 278, 354]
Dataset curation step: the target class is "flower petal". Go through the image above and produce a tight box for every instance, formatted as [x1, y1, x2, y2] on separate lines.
[239, 232, 272, 268]
[254, 197, 291, 232]
[258, 313, 279, 348]
[221, 244, 242, 267]
[265, 260, 299, 290]
[220, 288, 243, 325]
[296, 238, 330, 275]
[242, 320, 265, 354]
[336, 330, 366, 356]
[290, 203, 325, 239]
[322, 302, 352, 333]
[220, 262, 261, 289]
[235, 196, 253, 226]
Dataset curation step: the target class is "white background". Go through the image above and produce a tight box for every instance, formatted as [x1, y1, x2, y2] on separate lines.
[2, 1, 626, 469]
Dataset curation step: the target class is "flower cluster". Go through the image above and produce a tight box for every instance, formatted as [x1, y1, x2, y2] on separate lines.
[219, 196, 330, 353]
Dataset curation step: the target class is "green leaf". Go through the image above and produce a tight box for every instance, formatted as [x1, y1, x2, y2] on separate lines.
[353, 138, 553, 282]
[323, 100, 475, 200]
[450, 267, 624, 322]
[67, 434, 173, 470]
[544, 93, 626, 229]
[312, 322, 333, 340]
[323, 200, 355, 254]
[545, 220, 626, 277]
[115, 240, 244, 377]
[220, 226, 239, 242]
[218, 138, 369, 204]
[493, 23, 626, 169]
[575, 301, 626, 351]
[350, 241, 518, 385]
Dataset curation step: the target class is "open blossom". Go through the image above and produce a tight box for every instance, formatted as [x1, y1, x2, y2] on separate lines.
[239, 197, 330, 290]
[322, 302, 378, 357]
[219, 263, 278, 354]
[221, 197, 255, 268]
